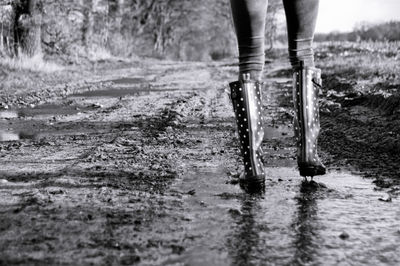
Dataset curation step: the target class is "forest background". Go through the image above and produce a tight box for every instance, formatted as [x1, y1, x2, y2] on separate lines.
[1, 0, 400, 66]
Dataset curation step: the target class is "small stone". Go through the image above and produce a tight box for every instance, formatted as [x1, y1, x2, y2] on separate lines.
[187, 189, 196, 195]
[339, 232, 350, 240]
[120, 255, 141, 265]
[91, 103, 103, 108]
[228, 208, 242, 217]
[378, 195, 392, 202]
[49, 189, 64, 195]
[228, 178, 239, 185]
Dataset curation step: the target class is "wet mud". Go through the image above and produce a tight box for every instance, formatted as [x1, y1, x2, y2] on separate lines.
[0, 58, 399, 265]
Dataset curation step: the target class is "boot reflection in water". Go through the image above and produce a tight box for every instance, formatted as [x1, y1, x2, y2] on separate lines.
[229, 0, 326, 191]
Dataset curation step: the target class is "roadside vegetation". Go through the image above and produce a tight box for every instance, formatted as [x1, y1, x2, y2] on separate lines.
[315, 41, 400, 191]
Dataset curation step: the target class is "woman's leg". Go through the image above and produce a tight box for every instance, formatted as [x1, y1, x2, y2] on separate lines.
[283, 0, 326, 177]
[283, 0, 319, 68]
[230, 0, 268, 80]
[229, 0, 268, 192]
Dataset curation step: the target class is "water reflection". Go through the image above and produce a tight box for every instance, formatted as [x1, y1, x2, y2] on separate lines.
[227, 179, 324, 266]
[264, 125, 293, 139]
[108, 77, 146, 84]
[0, 104, 88, 119]
[291, 180, 322, 265]
[227, 194, 263, 266]
[0, 131, 20, 141]
[0, 110, 18, 119]
[69, 87, 152, 98]
[0, 130, 38, 142]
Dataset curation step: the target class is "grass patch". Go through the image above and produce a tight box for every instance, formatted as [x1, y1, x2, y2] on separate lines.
[0, 54, 63, 73]
[88, 46, 114, 62]
[315, 41, 400, 82]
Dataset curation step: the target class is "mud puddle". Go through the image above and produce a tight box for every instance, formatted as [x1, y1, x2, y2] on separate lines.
[0, 130, 21, 141]
[70, 87, 151, 98]
[0, 103, 95, 142]
[264, 125, 293, 139]
[173, 166, 399, 266]
[0, 83, 194, 143]
[0, 104, 92, 119]
[107, 77, 147, 84]
[68, 86, 184, 98]
[0, 130, 37, 142]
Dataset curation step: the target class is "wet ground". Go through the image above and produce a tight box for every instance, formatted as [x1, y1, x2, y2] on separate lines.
[0, 59, 399, 265]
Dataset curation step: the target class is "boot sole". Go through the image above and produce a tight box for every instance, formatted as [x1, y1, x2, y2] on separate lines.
[239, 176, 265, 194]
[299, 165, 326, 177]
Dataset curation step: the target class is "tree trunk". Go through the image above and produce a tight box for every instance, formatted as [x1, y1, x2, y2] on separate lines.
[81, 0, 94, 49]
[115, 0, 124, 33]
[0, 25, 4, 55]
[107, 0, 124, 34]
[265, 0, 283, 51]
[13, 0, 42, 57]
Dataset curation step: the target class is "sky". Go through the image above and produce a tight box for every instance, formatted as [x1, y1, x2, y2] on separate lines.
[316, 0, 400, 33]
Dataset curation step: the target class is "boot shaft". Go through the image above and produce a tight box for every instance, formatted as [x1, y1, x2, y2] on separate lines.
[292, 66, 322, 165]
[230, 75, 265, 178]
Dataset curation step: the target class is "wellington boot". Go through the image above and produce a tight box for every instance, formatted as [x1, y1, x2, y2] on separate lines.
[292, 63, 326, 177]
[229, 73, 265, 192]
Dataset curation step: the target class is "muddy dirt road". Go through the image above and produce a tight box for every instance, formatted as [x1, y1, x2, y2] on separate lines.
[1, 59, 400, 265]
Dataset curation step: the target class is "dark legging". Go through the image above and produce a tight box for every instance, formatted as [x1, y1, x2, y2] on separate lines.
[230, 0, 319, 80]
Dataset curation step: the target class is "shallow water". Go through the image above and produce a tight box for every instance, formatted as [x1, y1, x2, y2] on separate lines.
[108, 77, 147, 84]
[0, 80, 155, 142]
[174, 167, 399, 266]
[69, 87, 153, 98]
[0, 131, 21, 142]
[264, 124, 293, 139]
[0, 104, 91, 142]
[0, 81, 195, 142]
[0, 104, 89, 119]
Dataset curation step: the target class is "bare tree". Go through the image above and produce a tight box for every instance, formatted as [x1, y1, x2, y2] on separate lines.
[12, 0, 43, 57]
[1, 0, 246, 60]
[108, 0, 124, 33]
[0, 1, 14, 56]
[80, 0, 95, 49]
[265, 0, 283, 50]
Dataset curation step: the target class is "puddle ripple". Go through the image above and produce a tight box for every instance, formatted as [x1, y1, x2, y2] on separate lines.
[173, 167, 400, 266]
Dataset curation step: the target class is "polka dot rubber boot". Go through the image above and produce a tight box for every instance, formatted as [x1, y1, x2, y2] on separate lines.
[292, 64, 326, 177]
[229, 73, 265, 192]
